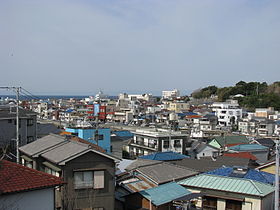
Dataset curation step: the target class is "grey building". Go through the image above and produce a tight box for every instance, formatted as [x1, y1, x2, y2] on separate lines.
[19, 134, 119, 210]
[0, 106, 37, 155]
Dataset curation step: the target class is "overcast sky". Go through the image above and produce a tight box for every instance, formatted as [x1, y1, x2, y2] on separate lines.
[0, 0, 279, 96]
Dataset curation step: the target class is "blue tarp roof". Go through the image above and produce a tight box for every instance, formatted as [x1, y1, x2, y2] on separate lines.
[205, 167, 275, 185]
[139, 151, 189, 161]
[139, 182, 192, 206]
[65, 109, 74, 113]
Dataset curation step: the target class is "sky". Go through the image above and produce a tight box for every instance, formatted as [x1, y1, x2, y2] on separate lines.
[0, 0, 279, 96]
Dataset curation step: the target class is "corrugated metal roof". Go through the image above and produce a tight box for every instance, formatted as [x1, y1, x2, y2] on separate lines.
[228, 144, 268, 151]
[136, 162, 198, 184]
[139, 182, 192, 206]
[19, 134, 67, 157]
[178, 174, 274, 197]
[139, 151, 189, 161]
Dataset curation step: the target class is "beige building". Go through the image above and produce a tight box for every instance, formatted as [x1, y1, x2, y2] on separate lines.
[167, 102, 190, 112]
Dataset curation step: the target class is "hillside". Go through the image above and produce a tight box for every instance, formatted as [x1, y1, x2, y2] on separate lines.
[191, 81, 280, 111]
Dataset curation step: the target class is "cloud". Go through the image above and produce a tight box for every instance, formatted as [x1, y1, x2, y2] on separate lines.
[0, 0, 279, 95]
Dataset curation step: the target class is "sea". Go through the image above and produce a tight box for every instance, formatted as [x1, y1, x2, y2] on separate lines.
[0, 95, 118, 100]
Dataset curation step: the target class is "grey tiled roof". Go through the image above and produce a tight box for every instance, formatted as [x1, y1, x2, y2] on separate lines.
[136, 162, 198, 184]
[19, 134, 67, 157]
[125, 159, 163, 171]
[169, 156, 251, 173]
[41, 141, 89, 164]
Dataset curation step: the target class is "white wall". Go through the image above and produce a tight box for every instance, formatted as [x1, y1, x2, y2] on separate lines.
[0, 188, 54, 210]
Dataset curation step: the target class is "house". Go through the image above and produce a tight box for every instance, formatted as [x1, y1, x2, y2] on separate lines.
[208, 135, 250, 150]
[125, 182, 194, 210]
[127, 128, 189, 158]
[0, 106, 37, 155]
[256, 120, 275, 137]
[238, 119, 258, 135]
[228, 144, 269, 163]
[191, 114, 218, 138]
[178, 174, 275, 210]
[19, 133, 119, 210]
[65, 127, 111, 153]
[0, 160, 63, 210]
[189, 141, 220, 159]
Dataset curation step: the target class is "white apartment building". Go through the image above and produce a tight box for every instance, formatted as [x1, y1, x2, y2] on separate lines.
[211, 100, 242, 127]
[127, 129, 188, 158]
[162, 89, 180, 99]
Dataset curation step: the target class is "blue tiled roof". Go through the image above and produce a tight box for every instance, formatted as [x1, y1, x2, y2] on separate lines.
[205, 167, 275, 185]
[139, 151, 189, 161]
[139, 182, 192, 206]
[65, 109, 74, 113]
[228, 144, 268, 151]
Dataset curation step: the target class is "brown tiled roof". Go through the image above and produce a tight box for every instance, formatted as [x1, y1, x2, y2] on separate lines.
[0, 160, 64, 195]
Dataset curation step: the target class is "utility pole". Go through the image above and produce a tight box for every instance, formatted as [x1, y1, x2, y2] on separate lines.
[275, 139, 279, 210]
[0, 86, 21, 163]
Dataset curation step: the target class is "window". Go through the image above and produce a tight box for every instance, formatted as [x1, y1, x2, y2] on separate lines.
[8, 119, 12, 123]
[97, 134, 104, 140]
[45, 167, 59, 177]
[174, 140, 181, 148]
[27, 136, 34, 143]
[74, 170, 105, 189]
[27, 119, 34, 126]
[163, 140, 170, 149]
[74, 171, 93, 189]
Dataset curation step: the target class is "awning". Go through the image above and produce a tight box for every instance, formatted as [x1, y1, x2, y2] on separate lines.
[21, 155, 33, 162]
[43, 161, 61, 172]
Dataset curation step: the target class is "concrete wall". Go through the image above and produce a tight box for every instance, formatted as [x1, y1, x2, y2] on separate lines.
[0, 188, 54, 210]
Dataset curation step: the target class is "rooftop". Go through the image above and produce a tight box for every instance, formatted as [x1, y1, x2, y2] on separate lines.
[139, 182, 192, 206]
[138, 151, 189, 161]
[0, 160, 63, 195]
[178, 174, 274, 197]
[228, 144, 269, 152]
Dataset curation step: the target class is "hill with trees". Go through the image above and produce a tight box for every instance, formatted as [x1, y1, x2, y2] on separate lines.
[191, 81, 280, 111]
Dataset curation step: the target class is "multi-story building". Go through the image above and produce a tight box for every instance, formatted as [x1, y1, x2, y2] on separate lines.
[127, 129, 188, 158]
[191, 115, 218, 138]
[168, 102, 190, 113]
[0, 106, 37, 154]
[211, 100, 242, 127]
[238, 119, 258, 135]
[162, 89, 180, 99]
[65, 127, 111, 153]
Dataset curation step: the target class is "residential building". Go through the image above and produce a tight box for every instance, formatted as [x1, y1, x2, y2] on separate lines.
[0, 106, 37, 155]
[178, 174, 275, 210]
[0, 160, 63, 210]
[162, 89, 180, 99]
[189, 142, 220, 159]
[127, 129, 189, 158]
[65, 127, 111, 153]
[238, 119, 258, 135]
[257, 120, 275, 137]
[208, 135, 250, 150]
[255, 107, 275, 118]
[211, 100, 242, 127]
[19, 134, 119, 210]
[167, 102, 190, 112]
